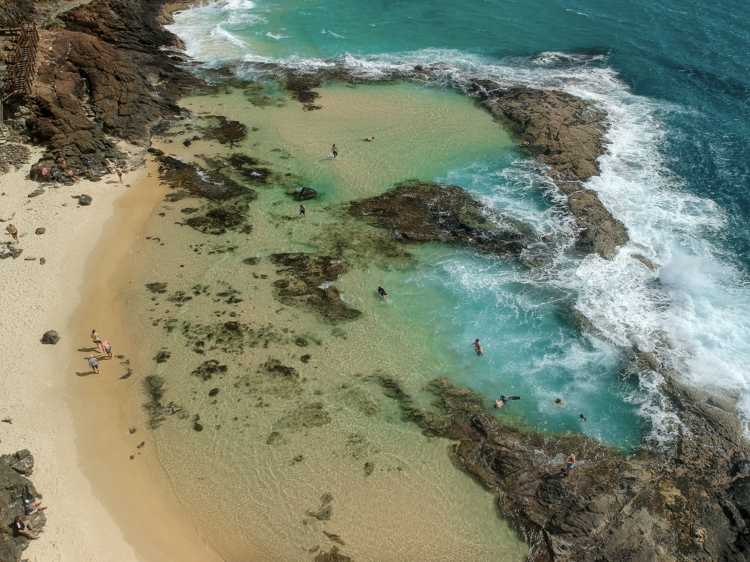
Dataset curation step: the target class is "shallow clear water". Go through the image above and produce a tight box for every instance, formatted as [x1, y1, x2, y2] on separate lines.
[146, 0, 750, 557]
[169, 0, 750, 439]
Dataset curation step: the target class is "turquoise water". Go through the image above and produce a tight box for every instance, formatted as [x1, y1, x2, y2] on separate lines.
[168, 0, 750, 446]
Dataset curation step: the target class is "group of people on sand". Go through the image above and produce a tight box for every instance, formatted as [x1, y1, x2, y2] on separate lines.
[87, 329, 113, 373]
[37, 155, 124, 185]
[473, 338, 584, 476]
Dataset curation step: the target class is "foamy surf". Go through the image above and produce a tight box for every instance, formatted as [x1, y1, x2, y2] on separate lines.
[167, 3, 750, 444]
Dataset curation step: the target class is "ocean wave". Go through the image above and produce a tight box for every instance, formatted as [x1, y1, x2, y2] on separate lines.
[166, 10, 750, 443]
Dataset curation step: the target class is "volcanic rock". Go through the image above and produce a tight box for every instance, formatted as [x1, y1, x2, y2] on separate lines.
[41, 330, 60, 345]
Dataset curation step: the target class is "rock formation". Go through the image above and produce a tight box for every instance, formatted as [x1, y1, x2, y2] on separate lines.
[466, 83, 629, 260]
[349, 180, 530, 257]
[0, 451, 46, 562]
[383, 375, 750, 562]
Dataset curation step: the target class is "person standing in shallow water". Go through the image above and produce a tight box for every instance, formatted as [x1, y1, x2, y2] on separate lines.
[299, 204, 306, 217]
[473, 339, 483, 356]
[377, 285, 388, 301]
[331, 144, 338, 158]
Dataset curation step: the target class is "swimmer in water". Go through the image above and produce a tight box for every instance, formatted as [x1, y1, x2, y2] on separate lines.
[554, 398, 565, 407]
[377, 285, 388, 301]
[494, 395, 520, 409]
[473, 339, 483, 356]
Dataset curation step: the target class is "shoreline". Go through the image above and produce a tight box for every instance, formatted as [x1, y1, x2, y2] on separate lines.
[65, 156, 225, 562]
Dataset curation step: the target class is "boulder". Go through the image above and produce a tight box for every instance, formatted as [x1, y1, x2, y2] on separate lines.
[35, 228, 45, 235]
[78, 194, 93, 206]
[296, 186, 317, 201]
[0, 450, 46, 562]
[42, 330, 60, 345]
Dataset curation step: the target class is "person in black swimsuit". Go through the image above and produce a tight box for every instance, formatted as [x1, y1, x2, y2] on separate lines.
[377, 285, 388, 301]
[494, 395, 520, 408]
[332, 144, 338, 158]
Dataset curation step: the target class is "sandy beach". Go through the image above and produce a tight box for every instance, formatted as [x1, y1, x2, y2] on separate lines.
[0, 152, 221, 561]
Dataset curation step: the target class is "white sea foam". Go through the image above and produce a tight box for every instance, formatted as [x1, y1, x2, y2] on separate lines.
[167, 6, 750, 443]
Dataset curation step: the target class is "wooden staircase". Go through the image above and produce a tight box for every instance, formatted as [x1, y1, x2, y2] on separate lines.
[0, 18, 37, 133]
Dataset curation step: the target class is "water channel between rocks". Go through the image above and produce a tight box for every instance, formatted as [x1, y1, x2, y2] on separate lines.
[122, 81, 641, 561]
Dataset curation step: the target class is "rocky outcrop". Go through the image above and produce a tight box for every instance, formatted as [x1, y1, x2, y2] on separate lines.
[16, 0, 202, 170]
[41, 330, 59, 344]
[385, 375, 750, 562]
[349, 180, 530, 257]
[0, 451, 46, 562]
[467, 83, 629, 260]
[270, 253, 361, 322]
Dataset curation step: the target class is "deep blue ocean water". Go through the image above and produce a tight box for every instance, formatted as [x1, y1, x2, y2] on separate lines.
[168, 0, 750, 448]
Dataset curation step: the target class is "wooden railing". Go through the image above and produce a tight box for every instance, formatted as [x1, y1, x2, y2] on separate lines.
[1, 19, 38, 101]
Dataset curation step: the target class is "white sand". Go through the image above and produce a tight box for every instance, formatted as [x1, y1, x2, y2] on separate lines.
[0, 146, 140, 561]
[0, 148, 221, 562]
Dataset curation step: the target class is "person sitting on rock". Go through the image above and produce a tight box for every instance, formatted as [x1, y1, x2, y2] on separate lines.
[67, 169, 80, 183]
[82, 157, 93, 175]
[13, 516, 38, 540]
[494, 395, 520, 408]
[23, 499, 46, 515]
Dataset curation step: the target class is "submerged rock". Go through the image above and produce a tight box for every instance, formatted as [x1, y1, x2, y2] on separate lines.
[201, 117, 247, 146]
[349, 180, 529, 257]
[314, 546, 351, 562]
[295, 186, 317, 201]
[191, 360, 228, 381]
[271, 254, 361, 322]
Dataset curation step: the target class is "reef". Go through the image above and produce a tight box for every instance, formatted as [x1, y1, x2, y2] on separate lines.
[271, 253, 362, 322]
[467, 83, 629, 260]
[349, 180, 530, 257]
[380, 374, 750, 562]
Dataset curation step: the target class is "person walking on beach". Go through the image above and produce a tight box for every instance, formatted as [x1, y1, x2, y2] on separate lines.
[6, 224, 19, 243]
[473, 339, 483, 356]
[299, 204, 306, 217]
[91, 329, 103, 352]
[331, 144, 338, 159]
[101, 340, 113, 360]
[494, 395, 520, 409]
[116, 165, 123, 183]
[565, 453, 576, 475]
[377, 285, 388, 301]
[88, 354, 100, 374]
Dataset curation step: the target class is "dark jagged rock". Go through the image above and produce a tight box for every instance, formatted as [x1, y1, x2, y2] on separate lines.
[295, 186, 317, 201]
[145, 282, 167, 294]
[467, 83, 629, 260]
[156, 154, 252, 202]
[34, 228, 45, 235]
[349, 180, 529, 257]
[208, 388, 219, 397]
[270, 254, 361, 322]
[388, 375, 750, 562]
[41, 330, 60, 345]
[201, 117, 247, 146]
[191, 360, 228, 381]
[153, 350, 170, 363]
[0, 450, 46, 562]
[8, 248, 22, 259]
[78, 194, 93, 206]
[24, 0, 201, 168]
[262, 359, 298, 379]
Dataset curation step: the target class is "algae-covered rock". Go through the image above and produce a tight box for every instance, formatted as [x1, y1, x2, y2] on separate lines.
[191, 360, 228, 381]
[270, 254, 361, 322]
[349, 180, 529, 257]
